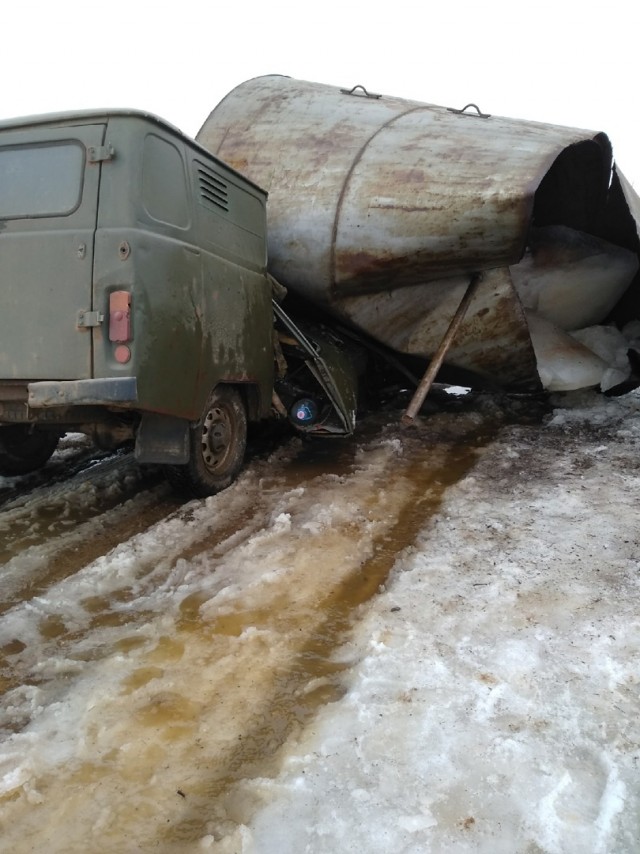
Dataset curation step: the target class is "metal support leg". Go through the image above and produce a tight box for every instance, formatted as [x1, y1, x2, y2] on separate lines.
[401, 272, 483, 425]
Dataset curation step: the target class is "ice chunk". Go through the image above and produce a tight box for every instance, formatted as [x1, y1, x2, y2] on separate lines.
[526, 313, 608, 391]
[600, 366, 631, 393]
[570, 325, 629, 366]
[570, 325, 631, 391]
[511, 227, 638, 331]
[444, 385, 471, 396]
[622, 319, 640, 342]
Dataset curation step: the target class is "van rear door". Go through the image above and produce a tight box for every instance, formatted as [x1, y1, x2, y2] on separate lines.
[0, 122, 105, 380]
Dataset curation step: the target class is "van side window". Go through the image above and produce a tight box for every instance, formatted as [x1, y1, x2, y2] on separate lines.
[142, 134, 189, 228]
[0, 142, 84, 219]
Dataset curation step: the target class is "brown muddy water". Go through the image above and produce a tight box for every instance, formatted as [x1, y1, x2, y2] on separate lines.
[0, 409, 509, 851]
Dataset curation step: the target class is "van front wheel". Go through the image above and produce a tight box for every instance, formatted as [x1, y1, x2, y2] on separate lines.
[167, 386, 247, 497]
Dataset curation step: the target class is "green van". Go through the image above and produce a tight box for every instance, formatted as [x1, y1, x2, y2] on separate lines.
[0, 110, 362, 495]
[0, 110, 276, 495]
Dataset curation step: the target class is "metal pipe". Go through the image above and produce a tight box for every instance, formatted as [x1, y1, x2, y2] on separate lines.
[401, 273, 483, 425]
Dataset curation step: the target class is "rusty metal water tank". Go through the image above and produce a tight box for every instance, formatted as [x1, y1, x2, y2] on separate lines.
[197, 76, 640, 391]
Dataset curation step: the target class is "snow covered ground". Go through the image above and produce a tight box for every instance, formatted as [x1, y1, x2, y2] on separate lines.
[223, 392, 640, 854]
[0, 391, 639, 853]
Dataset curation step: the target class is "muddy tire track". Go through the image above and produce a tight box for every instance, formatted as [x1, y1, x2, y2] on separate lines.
[0, 412, 497, 852]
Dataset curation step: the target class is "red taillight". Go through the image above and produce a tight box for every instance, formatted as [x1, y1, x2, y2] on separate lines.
[114, 345, 131, 364]
[109, 290, 131, 343]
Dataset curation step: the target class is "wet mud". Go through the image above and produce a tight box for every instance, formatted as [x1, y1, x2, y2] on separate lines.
[0, 410, 505, 851]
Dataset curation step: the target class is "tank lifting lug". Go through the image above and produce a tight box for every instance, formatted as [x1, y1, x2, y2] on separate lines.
[340, 84, 381, 99]
[447, 103, 491, 118]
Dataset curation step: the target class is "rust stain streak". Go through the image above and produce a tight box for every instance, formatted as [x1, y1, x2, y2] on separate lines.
[329, 106, 430, 298]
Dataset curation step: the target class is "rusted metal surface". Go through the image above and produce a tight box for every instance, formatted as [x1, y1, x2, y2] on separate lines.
[198, 76, 640, 389]
[338, 268, 539, 389]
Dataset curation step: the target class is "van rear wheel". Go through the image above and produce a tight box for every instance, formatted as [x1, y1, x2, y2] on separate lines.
[0, 426, 60, 476]
[166, 386, 247, 497]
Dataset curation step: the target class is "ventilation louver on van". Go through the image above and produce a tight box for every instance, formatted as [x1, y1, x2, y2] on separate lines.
[196, 161, 229, 212]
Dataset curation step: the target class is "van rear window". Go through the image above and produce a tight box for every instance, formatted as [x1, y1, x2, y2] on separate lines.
[0, 142, 84, 219]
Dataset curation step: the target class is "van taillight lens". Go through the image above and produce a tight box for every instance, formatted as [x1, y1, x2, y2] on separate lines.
[109, 290, 131, 343]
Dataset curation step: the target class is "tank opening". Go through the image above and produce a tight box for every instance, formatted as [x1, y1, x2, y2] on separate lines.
[532, 137, 612, 235]
[511, 138, 640, 394]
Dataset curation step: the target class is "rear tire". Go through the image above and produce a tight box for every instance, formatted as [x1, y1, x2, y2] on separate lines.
[166, 386, 247, 497]
[0, 426, 60, 476]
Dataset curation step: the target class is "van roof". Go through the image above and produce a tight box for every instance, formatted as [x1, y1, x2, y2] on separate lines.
[0, 108, 267, 196]
[0, 107, 184, 134]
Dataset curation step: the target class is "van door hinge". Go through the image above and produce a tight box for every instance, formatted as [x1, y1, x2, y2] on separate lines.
[77, 309, 104, 328]
[87, 143, 115, 163]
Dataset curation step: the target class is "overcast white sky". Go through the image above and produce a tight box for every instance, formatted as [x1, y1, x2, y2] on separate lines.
[3, 1, 639, 188]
